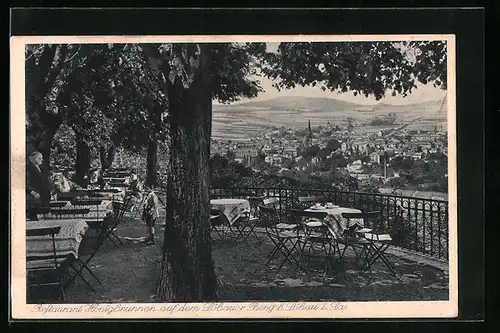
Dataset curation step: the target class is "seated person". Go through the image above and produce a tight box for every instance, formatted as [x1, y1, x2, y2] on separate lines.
[51, 172, 83, 196]
[88, 168, 100, 189]
[62, 169, 77, 183]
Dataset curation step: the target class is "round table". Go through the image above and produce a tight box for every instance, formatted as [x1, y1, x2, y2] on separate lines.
[305, 206, 363, 236]
[210, 198, 251, 224]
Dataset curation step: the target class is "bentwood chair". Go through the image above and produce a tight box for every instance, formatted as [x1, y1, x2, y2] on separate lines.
[247, 196, 266, 217]
[358, 211, 399, 278]
[290, 209, 340, 278]
[210, 208, 231, 241]
[65, 214, 116, 291]
[232, 212, 261, 246]
[26, 226, 67, 302]
[258, 205, 303, 273]
[104, 198, 132, 247]
[339, 211, 399, 277]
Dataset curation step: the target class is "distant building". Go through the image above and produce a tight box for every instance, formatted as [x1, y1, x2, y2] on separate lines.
[369, 152, 381, 164]
[411, 154, 423, 160]
[347, 160, 363, 173]
[341, 142, 348, 152]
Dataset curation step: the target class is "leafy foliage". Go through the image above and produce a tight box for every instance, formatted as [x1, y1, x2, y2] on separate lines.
[260, 41, 447, 101]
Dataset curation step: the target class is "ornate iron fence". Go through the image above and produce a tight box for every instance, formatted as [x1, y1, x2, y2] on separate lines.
[210, 187, 449, 261]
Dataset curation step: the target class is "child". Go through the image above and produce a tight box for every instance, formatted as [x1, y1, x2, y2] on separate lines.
[126, 173, 143, 212]
[142, 187, 159, 245]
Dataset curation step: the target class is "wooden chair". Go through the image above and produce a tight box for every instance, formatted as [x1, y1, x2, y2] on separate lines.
[104, 198, 132, 247]
[340, 211, 398, 277]
[358, 211, 398, 277]
[358, 199, 383, 213]
[290, 209, 340, 277]
[209, 208, 234, 241]
[65, 215, 116, 291]
[258, 205, 302, 273]
[232, 212, 261, 246]
[49, 201, 69, 208]
[247, 196, 266, 217]
[263, 197, 279, 206]
[26, 226, 66, 302]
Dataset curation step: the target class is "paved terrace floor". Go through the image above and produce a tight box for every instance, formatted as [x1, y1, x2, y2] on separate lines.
[31, 213, 449, 303]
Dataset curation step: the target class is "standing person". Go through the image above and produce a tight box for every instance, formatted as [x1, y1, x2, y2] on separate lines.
[125, 173, 143, 212]
[26, 151, 51, 219]
[142, 187, 159, 245]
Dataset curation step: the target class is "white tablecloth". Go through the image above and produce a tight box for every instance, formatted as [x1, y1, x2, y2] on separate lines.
[51, 200, 114, 211]
[305, 206, 363, 236]
[47, 201, 114, 222]
[102, 176, 130, 184]
[210, 199, 251, 224]
[26, 219, 89, 259]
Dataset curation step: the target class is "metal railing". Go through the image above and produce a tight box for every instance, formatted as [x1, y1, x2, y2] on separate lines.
[210, 187, 449, 261]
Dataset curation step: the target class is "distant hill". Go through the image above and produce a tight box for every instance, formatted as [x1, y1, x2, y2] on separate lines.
[234, 96, 363, 111]
[211, 95, 448, 140]
[217, 95, 447, 114]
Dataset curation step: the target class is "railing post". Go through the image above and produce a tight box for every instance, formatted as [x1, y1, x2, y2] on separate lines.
[438, 202, 442, 259]
[422, 201, 427, 256]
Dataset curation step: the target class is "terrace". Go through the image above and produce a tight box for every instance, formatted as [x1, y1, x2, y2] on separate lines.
[33, 186, 449, 303]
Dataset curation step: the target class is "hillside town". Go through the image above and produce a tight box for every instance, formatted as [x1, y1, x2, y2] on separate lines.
[211, 117, 448, 196]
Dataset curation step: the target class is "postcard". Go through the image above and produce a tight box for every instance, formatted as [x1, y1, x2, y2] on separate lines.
[10, 34, 457, 319]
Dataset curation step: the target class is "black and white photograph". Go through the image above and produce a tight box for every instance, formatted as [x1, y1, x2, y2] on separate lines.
[10, 35, 457, 319]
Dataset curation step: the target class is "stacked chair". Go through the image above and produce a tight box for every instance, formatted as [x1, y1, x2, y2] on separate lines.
[26, 226, 66, 302]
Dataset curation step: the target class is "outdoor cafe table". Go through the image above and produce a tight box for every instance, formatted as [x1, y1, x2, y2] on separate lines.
[102, 176, 130, 184]
[50, 199, 115, 211]
[304, 205, 364, 236]
[210, 198, 251, 224]
[45, 201, 114, 224]
[26, 219, 89, 259]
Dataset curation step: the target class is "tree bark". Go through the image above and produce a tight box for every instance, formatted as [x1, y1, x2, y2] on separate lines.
[156, 45, 218, 302]
[38, 125, 60, 181]
[100, 143, 116, 170]
[100, 145, 111, 170]
[146, 137, 158, 187]
[107, 143, 116, 167]
[74, 132, 91, 187]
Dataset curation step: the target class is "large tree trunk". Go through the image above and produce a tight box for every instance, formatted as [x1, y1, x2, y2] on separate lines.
[156, 45, 218, 302]
[100, 145, 111, 170]
[107, 143, 116, 168]
[74, 132, 91, 187]
[146, 137, 158, 187]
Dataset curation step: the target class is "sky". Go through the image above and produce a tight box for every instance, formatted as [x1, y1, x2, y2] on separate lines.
[243, 76, 447, 106]
[214, 42, 447, 106]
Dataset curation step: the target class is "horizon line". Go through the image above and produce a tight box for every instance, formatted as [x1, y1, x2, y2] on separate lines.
[213, 93, 448, 107]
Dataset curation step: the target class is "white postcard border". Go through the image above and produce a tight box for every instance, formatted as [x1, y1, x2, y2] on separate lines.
[10, 34, 457, 319]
